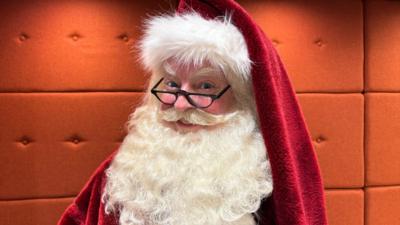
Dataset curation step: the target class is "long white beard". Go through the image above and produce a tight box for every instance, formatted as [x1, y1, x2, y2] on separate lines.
[103, 103, 273, 225]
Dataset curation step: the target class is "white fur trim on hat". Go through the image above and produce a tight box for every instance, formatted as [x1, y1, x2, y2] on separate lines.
[139, 12, 252, 83]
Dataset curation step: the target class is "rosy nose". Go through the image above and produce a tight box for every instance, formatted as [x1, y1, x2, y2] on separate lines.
[174, 95, 194, 111]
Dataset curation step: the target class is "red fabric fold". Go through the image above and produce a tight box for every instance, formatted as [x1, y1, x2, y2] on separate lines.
[57, 152, 118, 225]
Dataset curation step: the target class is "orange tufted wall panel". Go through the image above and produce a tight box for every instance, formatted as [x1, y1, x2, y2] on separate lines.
[0, 1, 399, 225]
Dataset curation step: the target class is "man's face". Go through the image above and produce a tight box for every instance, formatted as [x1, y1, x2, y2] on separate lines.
[158, 59, 236, 132]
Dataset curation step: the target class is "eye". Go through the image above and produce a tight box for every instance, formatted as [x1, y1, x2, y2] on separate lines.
[165, 80, 179, 89]
[199, 82, 215, 89]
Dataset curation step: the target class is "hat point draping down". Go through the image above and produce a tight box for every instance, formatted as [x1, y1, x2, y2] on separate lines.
[175, 1, 329, 225]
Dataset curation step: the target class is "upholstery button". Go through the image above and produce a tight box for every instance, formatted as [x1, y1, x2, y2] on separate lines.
[117, 33, 129, 42]
[271, 39, 280, 46]
[67, 135, 83, 144]
[314, 39, 324, 47]
[19, 33, 29, 42]
[19, 136, 32, 145]
[69, 32, 82, 41]
[316, 137, 324, 143]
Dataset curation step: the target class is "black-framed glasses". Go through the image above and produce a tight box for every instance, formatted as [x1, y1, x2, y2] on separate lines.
[150, 78, 231, 109]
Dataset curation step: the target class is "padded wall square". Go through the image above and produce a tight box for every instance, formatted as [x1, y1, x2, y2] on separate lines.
[298, 94, 364, 188]
[365, 94, 400, 186]
[0, 1, 173, 92]
[0, 93, 142, 199]
[0, 197, 73, 225]
[365, 186, 400, 225]
[239, 0, 363, 92]
[325, 189, 364, 225]
[365, 1, 400, 91]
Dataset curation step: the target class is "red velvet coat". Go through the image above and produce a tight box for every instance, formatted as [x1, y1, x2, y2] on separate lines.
[57, 153, 118, 225]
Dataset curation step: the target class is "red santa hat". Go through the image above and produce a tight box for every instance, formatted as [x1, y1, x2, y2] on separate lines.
[139, 0, 328, 225]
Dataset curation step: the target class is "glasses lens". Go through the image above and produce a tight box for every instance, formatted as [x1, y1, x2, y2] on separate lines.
[157, 92, 176, 104]
[189, 95, 213, 108]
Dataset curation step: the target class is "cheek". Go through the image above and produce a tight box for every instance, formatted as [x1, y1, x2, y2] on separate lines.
[204, 91, 235, 115]
[160, 103, 173, 111]
[204, 104, 224, 115]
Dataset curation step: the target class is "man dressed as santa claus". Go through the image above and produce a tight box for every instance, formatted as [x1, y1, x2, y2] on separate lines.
[58, 1, 328, 225]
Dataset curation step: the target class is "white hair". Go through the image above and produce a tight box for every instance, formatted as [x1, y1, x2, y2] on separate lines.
[102, 102, 273, 225]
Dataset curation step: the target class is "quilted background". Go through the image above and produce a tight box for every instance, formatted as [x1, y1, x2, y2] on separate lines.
[0, 1, 399, 224]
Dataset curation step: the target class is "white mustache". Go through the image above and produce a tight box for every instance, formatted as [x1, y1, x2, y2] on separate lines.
[159, 108, 238, 126]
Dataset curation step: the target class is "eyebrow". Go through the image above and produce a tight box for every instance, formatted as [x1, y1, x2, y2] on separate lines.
[162, 62, 176, 76]
[193, 67, 221, 77]
[161, 62, 222, 79]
